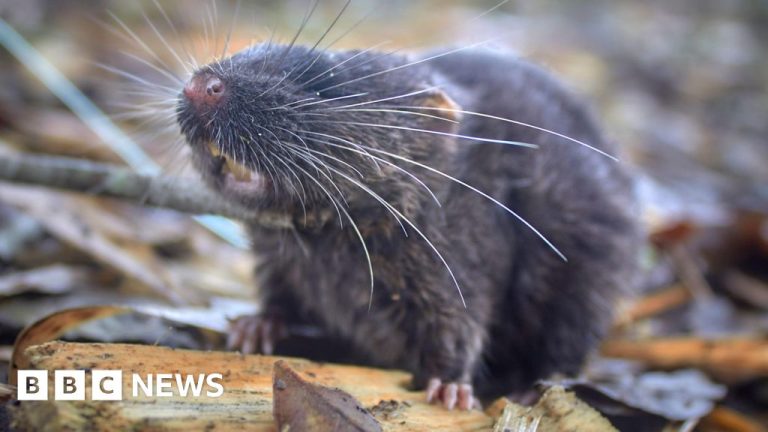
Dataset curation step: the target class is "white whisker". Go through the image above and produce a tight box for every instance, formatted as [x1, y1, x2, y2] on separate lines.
[319, 162, 466, 307]
[300, 134, 442, 206]
[357, 144, 567, 261]
[290, 160, 376, 310]
[304, 120, 539, 148]
[319, 86, 440, 110]
[317, 38, 500, 93]
[376, 105, 619, 161]
[300, 40, 391, 88]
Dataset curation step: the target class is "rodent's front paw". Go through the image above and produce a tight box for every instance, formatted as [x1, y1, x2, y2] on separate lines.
[226, 313, 285, 355]
[425, 377, 479, 411]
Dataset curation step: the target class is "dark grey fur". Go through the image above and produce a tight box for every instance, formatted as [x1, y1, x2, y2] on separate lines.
[177, 44, 640, 400]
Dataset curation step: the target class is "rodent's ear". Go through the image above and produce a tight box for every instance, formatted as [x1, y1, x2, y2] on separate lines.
[417, 89, 462, 134]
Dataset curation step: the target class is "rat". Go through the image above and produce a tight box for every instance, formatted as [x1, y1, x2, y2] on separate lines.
[176, 42, 640, 410]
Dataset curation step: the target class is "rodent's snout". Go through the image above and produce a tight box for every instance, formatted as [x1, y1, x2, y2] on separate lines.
[183, 73, 226, 108]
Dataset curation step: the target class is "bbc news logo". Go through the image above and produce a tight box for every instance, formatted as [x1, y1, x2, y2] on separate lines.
[17, 370, 224, 401]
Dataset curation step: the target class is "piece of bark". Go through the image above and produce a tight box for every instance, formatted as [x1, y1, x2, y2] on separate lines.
[491, 386, 617, 432]
[601, 338, 768, 381]
[483, 397, 511, 420]
[273, 360, 382, 432]
[9, 341, 495, 431]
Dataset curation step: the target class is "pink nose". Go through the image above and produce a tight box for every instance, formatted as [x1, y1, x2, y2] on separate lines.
[183, 74, 226, 107]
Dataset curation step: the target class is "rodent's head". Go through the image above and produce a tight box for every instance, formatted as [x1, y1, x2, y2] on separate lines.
[177, 43, 460, 223]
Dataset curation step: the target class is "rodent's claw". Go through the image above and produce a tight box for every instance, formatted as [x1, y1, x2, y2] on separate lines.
[241, 318, 260, 354]
[259, 318, 275, 354]
[226, 317, 247, 352]
[226, 314, 283, 355]
[425, 378, 478, 411]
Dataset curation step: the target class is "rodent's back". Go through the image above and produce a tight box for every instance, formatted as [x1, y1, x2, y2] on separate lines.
[429, 49, 639, 395]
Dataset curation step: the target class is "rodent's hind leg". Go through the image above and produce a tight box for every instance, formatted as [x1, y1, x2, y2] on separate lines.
[425, 378, 480, 410]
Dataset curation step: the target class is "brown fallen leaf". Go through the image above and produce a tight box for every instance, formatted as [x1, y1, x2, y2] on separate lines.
[273, 360, 383, 432]
[9, 305, 129, 386]
[650, 220, 698, 249]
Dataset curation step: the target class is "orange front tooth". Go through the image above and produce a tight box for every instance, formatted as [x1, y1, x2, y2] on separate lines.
[207, 142, 221, 157]
[224, 157, 252, 182]
[208, 141, 251, 181]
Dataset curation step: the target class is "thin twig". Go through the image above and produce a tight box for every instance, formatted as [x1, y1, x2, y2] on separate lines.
[0, 18, 245, 247]
[0, 152, 294, 230]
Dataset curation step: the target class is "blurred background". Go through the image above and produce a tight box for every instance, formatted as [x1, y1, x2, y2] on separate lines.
[0, 1, 767, 430]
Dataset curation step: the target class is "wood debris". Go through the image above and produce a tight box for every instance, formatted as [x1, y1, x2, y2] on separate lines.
[8, 341, 495, 431]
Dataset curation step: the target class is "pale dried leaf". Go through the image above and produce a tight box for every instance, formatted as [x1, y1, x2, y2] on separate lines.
[0, 264, 89, 296]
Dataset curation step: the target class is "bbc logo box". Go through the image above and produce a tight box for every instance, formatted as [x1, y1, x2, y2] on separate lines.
[17, 370, 123, 401]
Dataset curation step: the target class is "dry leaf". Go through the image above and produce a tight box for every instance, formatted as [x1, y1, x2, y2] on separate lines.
[0, 184, 189, 304]
[9, 305, 129, 385]
[551, 369, 725, 422]
[273, 360, 383, 432]
[0, 264, 90, 297]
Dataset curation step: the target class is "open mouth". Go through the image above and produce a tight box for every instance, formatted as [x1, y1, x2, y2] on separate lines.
[207, 142, 253, 182]
[204, 142, 269, 196]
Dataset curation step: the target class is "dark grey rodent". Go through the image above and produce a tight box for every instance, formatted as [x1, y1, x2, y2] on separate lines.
[176, 42, 640, 409]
